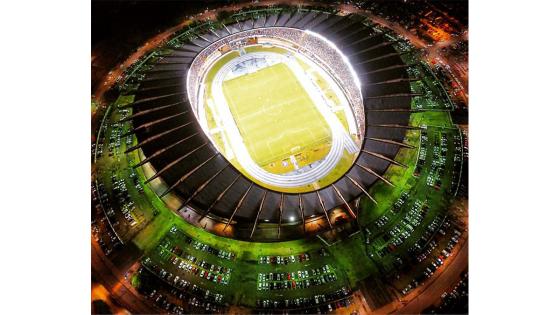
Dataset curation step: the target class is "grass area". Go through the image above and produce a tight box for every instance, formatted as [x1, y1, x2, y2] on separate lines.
[124, 106, 458, 270]
[251, 257, 349, 304]
[142, 222, 353, 307]
[129, 164, 325, 255]
[144, 228, 240, 303]
[95, 103, 461, 308]
[410, 111, 454, 128]
[130, 273, 141, 288]
[200, 45, 358, 193]
[223, 62, 332, 166]
[357, 119, 461, 274]
[358, 129, 420, 226]
[352, 99, 462, 276]
[94, 95, 161, 242]
[326, 232, 376, 286]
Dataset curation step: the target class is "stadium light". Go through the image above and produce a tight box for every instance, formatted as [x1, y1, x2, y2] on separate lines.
[304, 29, 362, 89]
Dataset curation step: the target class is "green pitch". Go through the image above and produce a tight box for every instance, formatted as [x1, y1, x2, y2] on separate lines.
[221, 62, 331, 166]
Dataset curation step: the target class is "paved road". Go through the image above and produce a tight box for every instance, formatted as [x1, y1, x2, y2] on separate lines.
[91, 238, 159, 314]
[393, 237, 468, 314]
[372, 202, 469, 314]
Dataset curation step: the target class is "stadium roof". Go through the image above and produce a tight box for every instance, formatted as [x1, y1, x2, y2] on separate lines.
[124, 10, 415, 241]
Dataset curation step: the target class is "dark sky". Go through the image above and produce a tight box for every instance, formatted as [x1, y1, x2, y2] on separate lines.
[91, 0, 467, 90]
[92, 0, 229, 46]
[91, 0, 468, 46]
[91, 1, 223, 91]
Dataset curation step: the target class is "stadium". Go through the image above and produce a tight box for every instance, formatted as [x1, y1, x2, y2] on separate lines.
[188, 27, 364, 193]
[92, 1, 468, 314]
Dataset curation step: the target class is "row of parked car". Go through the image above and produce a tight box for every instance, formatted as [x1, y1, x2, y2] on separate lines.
[139, 261, 225, 310]
[192, 240, 236, 260]
[401, 228, 463, 296]
[257, 265, 337, 291]
[167, 226, 236, 262]
[258, 252, 310, 265]
[256, 286, 352, 312]
[146, 284, 222, 314]
[173, 257, 231, 285]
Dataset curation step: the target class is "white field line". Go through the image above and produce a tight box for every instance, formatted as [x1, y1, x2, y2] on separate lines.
[285, 54, 359, 155]
[212, 52, 357, 188]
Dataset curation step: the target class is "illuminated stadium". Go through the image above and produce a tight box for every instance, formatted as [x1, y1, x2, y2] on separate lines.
[92, 1, 468, 314]
[188, 27, 364, 194]
[121, 12, 417, 241]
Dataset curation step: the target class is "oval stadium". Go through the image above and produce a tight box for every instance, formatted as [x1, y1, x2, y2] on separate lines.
[91, 1, 469, 314]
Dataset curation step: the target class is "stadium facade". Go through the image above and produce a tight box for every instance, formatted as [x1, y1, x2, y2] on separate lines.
[124, 10, 414, 241]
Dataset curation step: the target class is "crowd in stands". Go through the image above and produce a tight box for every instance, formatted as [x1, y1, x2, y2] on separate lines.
[185, 27, 365, 136]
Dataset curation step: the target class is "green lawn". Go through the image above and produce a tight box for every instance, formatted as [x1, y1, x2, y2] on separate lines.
[222, 62, 331, 166]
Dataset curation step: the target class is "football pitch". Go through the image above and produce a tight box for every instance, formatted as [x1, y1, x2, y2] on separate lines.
[221, 62, 332, 167]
